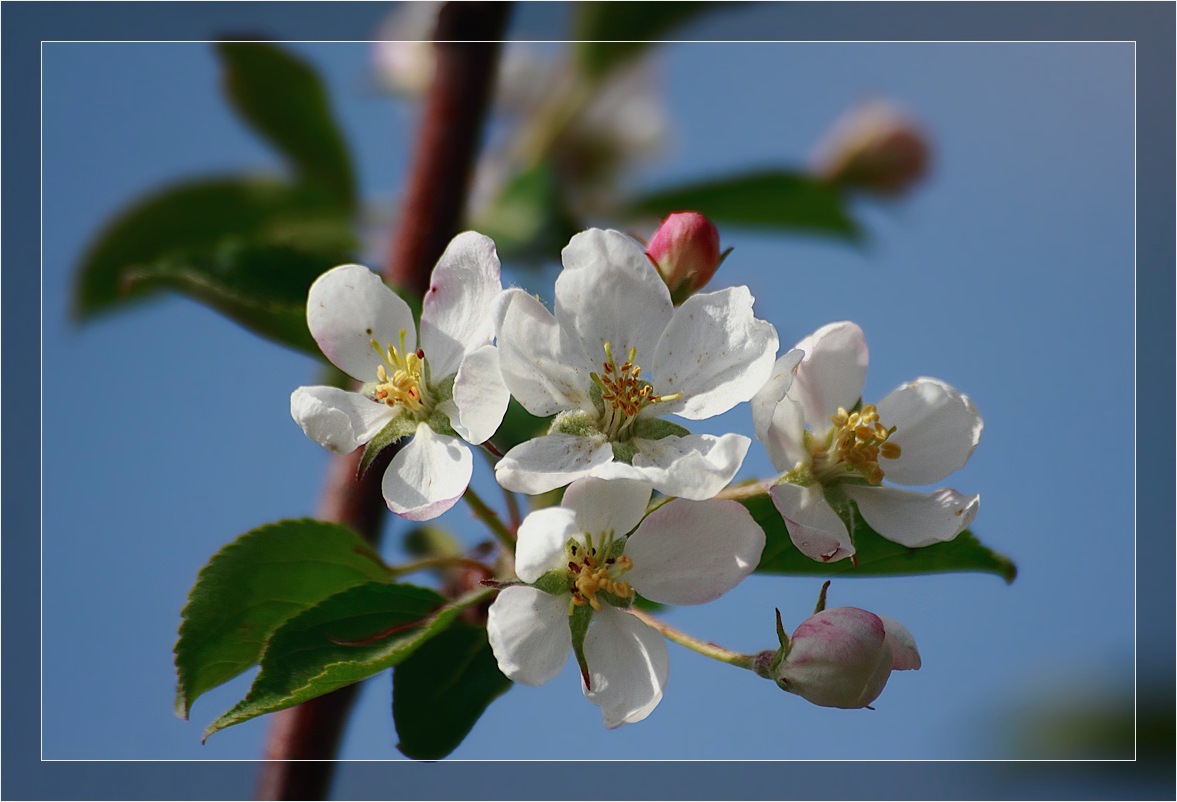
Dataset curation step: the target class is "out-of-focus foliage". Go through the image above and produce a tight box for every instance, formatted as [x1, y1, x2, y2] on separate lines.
[572, 2, 722, 79]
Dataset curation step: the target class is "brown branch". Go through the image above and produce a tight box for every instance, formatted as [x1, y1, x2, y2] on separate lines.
[255, 5, 510, 799]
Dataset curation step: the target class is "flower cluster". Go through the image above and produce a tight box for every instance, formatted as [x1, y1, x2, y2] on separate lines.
[289, 215, 983, 727]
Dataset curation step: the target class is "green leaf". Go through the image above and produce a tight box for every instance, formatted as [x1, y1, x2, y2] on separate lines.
[743, 493, 1017, 582]
[74, 176, 358, 353]
[203, 584, 491, 739]
[216, 42, 356, 209]
[174, 518, 390, 719]
[574, 2, 720, 78]
[624, 170, 860, 240]
[468, 165, 581, 265]
[358, 414, 418, 479]
[393, 623, 512, 760]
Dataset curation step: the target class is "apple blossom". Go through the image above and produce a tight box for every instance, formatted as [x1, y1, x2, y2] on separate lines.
[290, 232, 509, 521]
[752, 321, 982, 562]
[494, 228, 778, 500]
[486, 477, 765, 728]
[774, 606, 920, 709]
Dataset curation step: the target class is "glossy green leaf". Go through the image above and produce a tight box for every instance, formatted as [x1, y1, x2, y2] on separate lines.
[574, 2, 720, 78]
[174, 519, 390, 719]
[216, 42, 356, 208]
[393, 623, 512, 760]
[73, 176, 357, 353]
[203, 584, 492, 739]
[742, 493, 1017, 582]
[624, 170, 860, 239]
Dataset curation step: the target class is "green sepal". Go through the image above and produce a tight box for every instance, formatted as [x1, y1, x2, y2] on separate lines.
[568, 602, 595, 691]
[588, 381, 606, 416]
[630, 417, 690, 441]
[813, 580, 831, 614]
[769, 607, 790, 675]
[358, 414, 419, 479]
[550, 409, 602, 439]
[532, 568, 574, 596]
[611, 440, 636, 464]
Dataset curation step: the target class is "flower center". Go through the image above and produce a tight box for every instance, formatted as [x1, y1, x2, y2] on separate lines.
[811, 404, 902, 485]
[589, 342, 681, 439]
[369, 330, 430, 413]
[565, 530, 634, 613]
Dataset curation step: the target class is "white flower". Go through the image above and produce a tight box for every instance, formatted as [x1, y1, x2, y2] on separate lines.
[494, 228, 779, 500]
[752, 321, 982, 562]
[487, 478, 765, 727]
[290, 232, 509, 521]
[775, 606, 921, 709]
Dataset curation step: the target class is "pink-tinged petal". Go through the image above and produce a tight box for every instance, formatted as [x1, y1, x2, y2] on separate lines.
[556, 229, 672, 369]
[628, 432, 750, 501]
[650, 286, 779, 420]
[419, 232, 502, 379]
[624, 498, 764, 606]
[381, 423, 472, 520]
[769, 482, 854, 563]
[751, 349, 808, 472]
[486, 586, 570, 686]
[494, 433, 615, 495]
[844, 485, 978, 548]
[515, 507, 580, 583]
[495, 288, 593, 417]
[446, 344, 509, 445]
[562, 477, 652, 539]
[789, 321, 868, 431]
[307, 264, 416, 383]
[289, 386, 396, 454]
[878, 616, 921, 671]
[581, 608, 669, 728]
[778, 606, 893, 709]
[875, 377, 983, 485]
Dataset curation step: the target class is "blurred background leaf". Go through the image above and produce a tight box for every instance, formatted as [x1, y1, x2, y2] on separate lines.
[573, 2, 721, 79]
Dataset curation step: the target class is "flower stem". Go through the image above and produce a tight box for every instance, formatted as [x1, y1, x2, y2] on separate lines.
[388, 555, 495, 580]
[502, 485, 522, 532]
[627, 607, 756, 671]
[463, 486, 516, 551]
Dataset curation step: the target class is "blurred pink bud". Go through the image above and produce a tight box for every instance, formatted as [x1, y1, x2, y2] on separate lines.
[775, 607, 920, 709]
[812, 100, 931, 196]
[645, 212, 723, 304]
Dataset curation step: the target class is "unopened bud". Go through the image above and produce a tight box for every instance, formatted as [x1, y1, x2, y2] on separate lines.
[812, 100, 930, 196]
[646, 212, 726, 304]
[774, 606, 920, 709]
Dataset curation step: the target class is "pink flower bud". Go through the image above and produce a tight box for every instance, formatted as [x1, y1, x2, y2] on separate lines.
[812, 100, 930, 196]
[645, 212, 723, 304]
[775, 607, 920, 709]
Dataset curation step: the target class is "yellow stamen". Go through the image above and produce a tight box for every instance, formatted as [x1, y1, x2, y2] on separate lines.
[370, 330, 429, 413]
[814, 403, 901, 485]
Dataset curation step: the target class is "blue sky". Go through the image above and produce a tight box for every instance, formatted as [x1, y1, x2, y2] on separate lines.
[40, 17, 1136, 767]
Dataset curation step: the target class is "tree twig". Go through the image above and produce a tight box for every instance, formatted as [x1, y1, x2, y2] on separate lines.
[255, 5, 510, 799]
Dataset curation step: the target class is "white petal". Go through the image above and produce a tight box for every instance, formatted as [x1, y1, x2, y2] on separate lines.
[769, 482, 854, 563]
[626, 432, 750, 501]
[751, 350, 808, 472]
[844, 485, 979, 548]
[494, 433, 615, 495]
[515, 507, 580, 583]
[446, 344, 509, 445]
[875, 377, 983, 485]
[419, 232, 502, 379]
[789, 321, 868, 431]
[581, 608, 668, 729]
[381, 423, 473, 521]
[307, 264, 416, 383]
[879, 616, 922, 671]
[651, 287, 779, 420]
[555, 229, 672, 369]
[624, 498, 764, 606]
[562, 477, 652, 538]
[494, 288, 593, 416]
[486, 586, 570, 686]
[289, 386, 396, 454]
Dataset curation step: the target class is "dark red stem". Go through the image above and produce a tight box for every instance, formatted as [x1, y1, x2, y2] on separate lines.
[254, 5, 509, 799]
